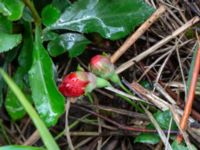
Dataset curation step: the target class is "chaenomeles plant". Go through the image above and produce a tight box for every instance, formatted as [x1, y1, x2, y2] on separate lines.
[0, 0, 155, 149]
[0, 0, 154, 124]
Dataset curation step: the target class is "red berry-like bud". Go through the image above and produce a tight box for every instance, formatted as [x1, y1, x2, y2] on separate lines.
[59, 71, 110, 97]
[90, 55, 115, 79]
[59, 72, 90, 97]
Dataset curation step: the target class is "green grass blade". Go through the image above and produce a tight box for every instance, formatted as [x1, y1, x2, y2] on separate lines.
[186, 43, 198, 99]
[0, 69, 60, 150]
[0, 145, 45, 150]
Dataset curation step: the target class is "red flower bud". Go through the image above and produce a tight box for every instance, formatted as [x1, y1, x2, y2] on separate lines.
[89, 54, 121, 84]
[89, 55, 115, 79]
[59, 72, 90, 97]
[59, 71, 110, 97]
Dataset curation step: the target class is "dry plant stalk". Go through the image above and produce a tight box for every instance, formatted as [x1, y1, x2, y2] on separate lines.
[116, 16, 200, 74]
[24, 130, 39, 145]
[110, 5, 166, 63]
[131, 81, 169, 110]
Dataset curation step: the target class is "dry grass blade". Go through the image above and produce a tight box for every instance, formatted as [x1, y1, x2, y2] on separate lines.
[131, 81, 169, 110]
[116, 16, 200, 74]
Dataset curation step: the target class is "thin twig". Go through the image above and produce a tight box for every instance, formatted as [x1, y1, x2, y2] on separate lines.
[154, 83, 176, 105]
[110, 5, 166, 63]
[154, 49, 173, 88]
[105, 86, 149, 103]
[65, 100, 75, 150]
[72, 104, 178, 134]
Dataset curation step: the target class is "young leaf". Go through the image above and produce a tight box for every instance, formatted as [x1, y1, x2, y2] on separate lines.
[0, 32, 22, 53]
[0, 69, 60, 150]
[154, 110, 177, 130]
[5, 22, 33, 120]
[47, 33, 90, 57]
[29, 26, 65, 127]
[0, 0, 24, 21]
[48, 0, 154, 40]
[140, 80, 152, 90]
[42, 5, 61, 26]
[134, 133, 160, 144]
[154, 110, 178, 130]
[0, 145, 45, 150]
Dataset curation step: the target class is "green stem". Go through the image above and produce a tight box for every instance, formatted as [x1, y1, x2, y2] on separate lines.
[119, 81, 132, 95]
[86, 93, 94, 104]
[116, 93, 143, 112]
[23, 0, 41, 26]
[118, 81, 143, 112]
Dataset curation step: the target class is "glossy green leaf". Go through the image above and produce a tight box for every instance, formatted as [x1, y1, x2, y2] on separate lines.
[5, 23, 33, 120]
[0, 145, 45, 150]
[29, 26, 65, 127]
[154, 110, 177, 130]
[171, 141, 197, 150]
[0, 15, 12, 33]
[0, 32, 22, 53]
[0, 69, 60, 150]
[48, 0, 154, 40]
[47, 33, 90, 57]
[0, 0, 24, 21]
[42, 31, 59, 42]
[42, 5, 61, 26]
[52, 0, 70, 12]
[134, 133, 160, 144]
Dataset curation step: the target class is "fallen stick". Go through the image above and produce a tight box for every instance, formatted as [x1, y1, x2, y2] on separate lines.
[177, 43, 200, 143]
[116, 16, 200, 74]
[110, 5, 166, 63]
